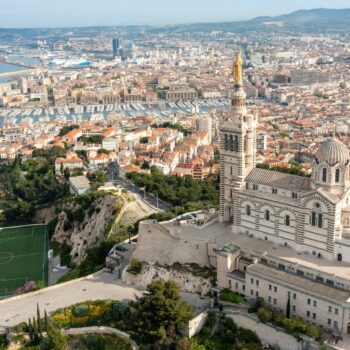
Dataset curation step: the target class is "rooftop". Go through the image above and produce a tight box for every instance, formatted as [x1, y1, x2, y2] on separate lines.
[246, 168, 312, 192]
[69, 175, 90, 189]
[248, 263, 350, 303]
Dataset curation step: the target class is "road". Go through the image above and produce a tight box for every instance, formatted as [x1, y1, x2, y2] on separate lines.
[0, 269, 210, 329]
[105, 162, 171, 212]
[0, 272, 141, 327]
[121, 181, 171, 211]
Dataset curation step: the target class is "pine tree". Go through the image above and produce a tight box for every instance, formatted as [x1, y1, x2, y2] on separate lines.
[286, 294, 291, 319]
[37, 303, 42, 337]
[44, 309, 48, 332]
[28, 318, 33, 340]
[32, 316, 39, 342]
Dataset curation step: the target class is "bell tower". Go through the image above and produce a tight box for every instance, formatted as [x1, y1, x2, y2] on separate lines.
[219, 52, 258, 224]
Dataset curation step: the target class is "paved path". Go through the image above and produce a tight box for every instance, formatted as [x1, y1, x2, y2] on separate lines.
[120, 180, 171, 212]
[0, 272, 141, 327]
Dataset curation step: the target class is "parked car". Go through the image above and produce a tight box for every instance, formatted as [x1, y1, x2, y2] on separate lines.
[115, 245, 128, 252]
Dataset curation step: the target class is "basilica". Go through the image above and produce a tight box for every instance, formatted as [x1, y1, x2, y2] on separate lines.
[133, 54, 350, 339]
[220, 52, 350, 263]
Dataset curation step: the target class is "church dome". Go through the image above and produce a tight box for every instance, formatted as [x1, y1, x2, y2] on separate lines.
[315, 138, 350, 166]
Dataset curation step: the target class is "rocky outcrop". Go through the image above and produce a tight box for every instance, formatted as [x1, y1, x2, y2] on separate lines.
[33, 206, 56, 224]
[52, 194, 119, 264]
[122, 262, 212, 296]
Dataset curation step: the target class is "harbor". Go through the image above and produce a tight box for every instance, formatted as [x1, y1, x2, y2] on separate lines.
[0, 99, 232, 127]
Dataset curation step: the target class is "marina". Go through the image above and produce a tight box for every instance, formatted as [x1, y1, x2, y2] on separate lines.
[0, 99, 232, 127]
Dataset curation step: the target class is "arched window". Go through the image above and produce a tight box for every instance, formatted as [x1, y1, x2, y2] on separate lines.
[338, 253, 342, 262]
[233, 135, 239, 152]
[285, 215, 290, 226]
[224, 134, 228, 150]
[265, 210, 270, 221]
[322, 168, 327, 182]
[318, 214, 323, 228]
[311, 212, 317, 226]
[336, 169, 340, 183]
[246, 205, 251, 216]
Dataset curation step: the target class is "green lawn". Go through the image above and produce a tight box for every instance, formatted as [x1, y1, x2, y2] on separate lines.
[0, 224, 48, 296]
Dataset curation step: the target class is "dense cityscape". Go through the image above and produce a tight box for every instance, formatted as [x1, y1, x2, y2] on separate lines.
[1, 3, 350, 350]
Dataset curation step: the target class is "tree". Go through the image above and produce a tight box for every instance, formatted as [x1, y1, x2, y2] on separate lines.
[44, 310, 48, 332]
[141, 160, 150, 170]
[47, 321, 68, 350]
[59, 125, 79, 137]
[98, 149, 109, 155]
[37, 303, 42, 337]
[139, 137, 149, 144]
[129, 279, 194, 345]
[63, 167, 70, 180]
[286, 294, 291, 319]
[28, 318, 34, 341]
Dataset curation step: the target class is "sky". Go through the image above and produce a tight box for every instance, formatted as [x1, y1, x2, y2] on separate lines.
[1, 0, 350, 28]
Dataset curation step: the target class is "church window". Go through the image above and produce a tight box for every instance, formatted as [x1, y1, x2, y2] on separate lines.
[224, 134, 228, 150]
[233, 135, 239, 152]
[265, 210, 270, 221]
[311, 212, 317, 226]
[322, 168, 327, 182]
[338, 254, 342, 262]
[318, 214, 323, 228]
[336, 169, 340, 183]
[246, 205, 251, 216]
[285, 215, 290, 226]
[253, 184, 258, 190]
[292, 192, 298, 199]
[230, 166, 233, 175]
[272, 188, 278, 194]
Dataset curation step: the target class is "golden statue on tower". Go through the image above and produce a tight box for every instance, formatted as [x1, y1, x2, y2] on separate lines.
[232, 52, 243, 86]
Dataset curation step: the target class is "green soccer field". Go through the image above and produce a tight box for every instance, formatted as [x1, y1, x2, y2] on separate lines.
[0, 224, 48, 296]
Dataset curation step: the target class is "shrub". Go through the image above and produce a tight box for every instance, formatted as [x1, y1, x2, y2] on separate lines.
[127, 258, 143, 275]
[238, 328, 261, 345]
[84, 334, 106, 350]
[52, 300, 118, 328]
[222, 317, 237, 334]
[257, 307, 273, 323]
[73, 207, 85, 223]
[252, 298, 323, 341]
[73, 304, 89, 317]
[219, 289, 244, 304]
[201, 311, 216, 335]
[63, 220, 72, 231]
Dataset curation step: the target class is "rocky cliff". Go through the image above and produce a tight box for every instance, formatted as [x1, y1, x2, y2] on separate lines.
[122, 262, 213, 296]
[52, 192, 121, 264]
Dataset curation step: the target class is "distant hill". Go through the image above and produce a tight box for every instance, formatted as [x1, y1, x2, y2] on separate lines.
[1, 8, 350, 38]
[157, 8, 350, 33]
[250, 8, 350, 28]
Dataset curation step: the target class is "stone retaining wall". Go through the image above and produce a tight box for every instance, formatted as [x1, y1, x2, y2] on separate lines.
[62, 326, 138, 350]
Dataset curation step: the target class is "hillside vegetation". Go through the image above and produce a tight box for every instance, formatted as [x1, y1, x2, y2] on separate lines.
[127, 167, 219, 213]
